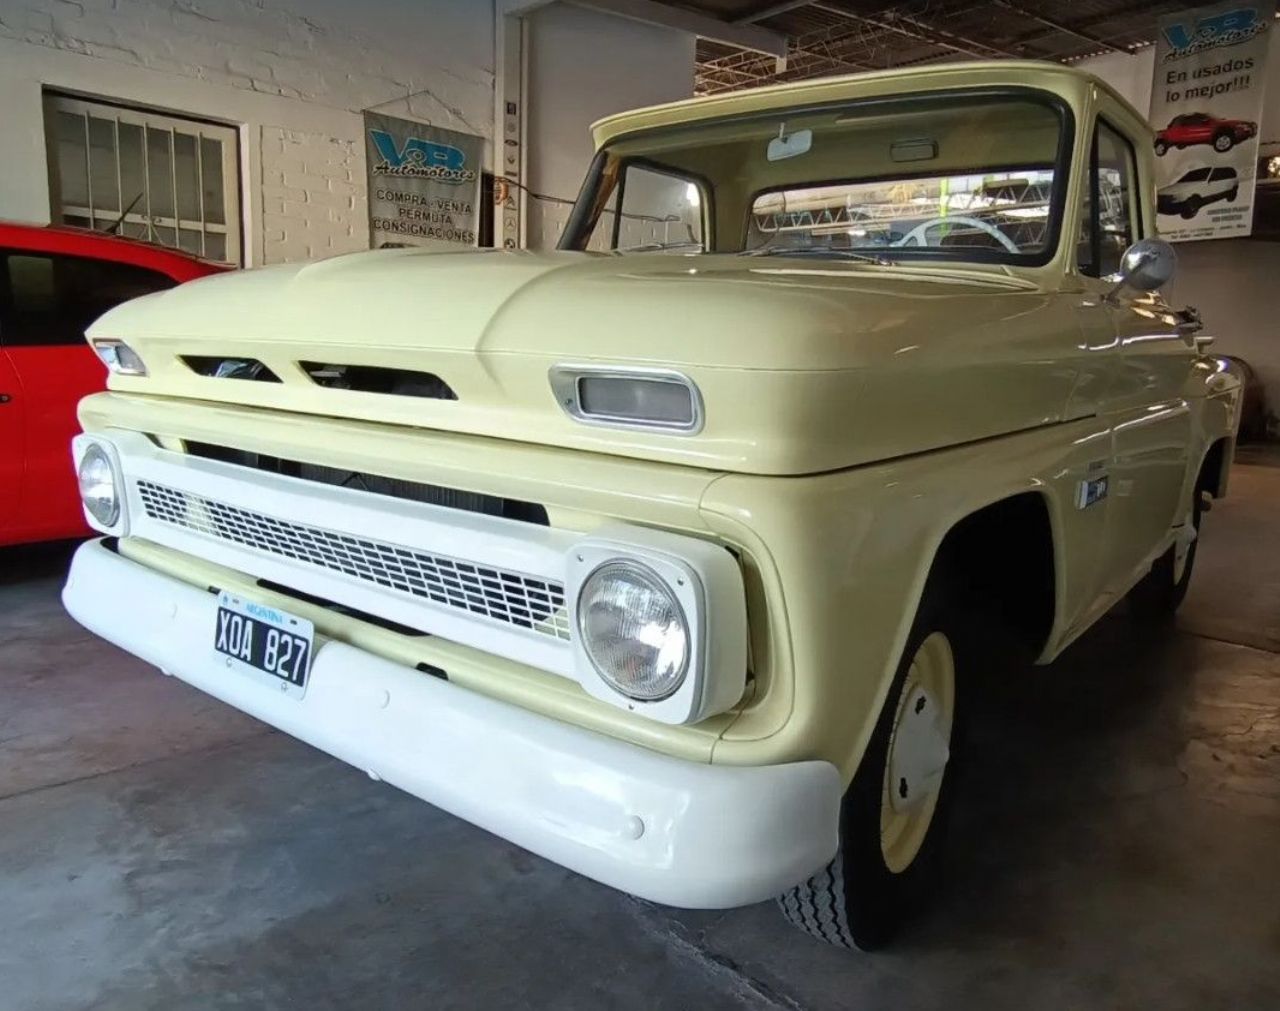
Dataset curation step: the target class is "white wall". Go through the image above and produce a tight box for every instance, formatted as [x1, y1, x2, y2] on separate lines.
[524, 2, 695, 248]
[1080, 43, 1280, 422]
[0, 0, 496, 265]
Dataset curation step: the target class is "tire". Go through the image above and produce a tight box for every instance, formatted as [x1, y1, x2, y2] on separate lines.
[778, 573, 963, 950]
[1213, 132, 1234, 152]
[1154, 140, 1168, 156]
[1129, 487, 1203, 620]
[1181, 197, 1202, 220]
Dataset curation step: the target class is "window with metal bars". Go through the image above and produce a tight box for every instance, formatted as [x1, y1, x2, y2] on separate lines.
[43, 93, 242, 265]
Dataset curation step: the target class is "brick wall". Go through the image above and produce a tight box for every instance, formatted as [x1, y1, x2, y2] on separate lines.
[0, 0, 494, 264]
[260, 128, 363, 264]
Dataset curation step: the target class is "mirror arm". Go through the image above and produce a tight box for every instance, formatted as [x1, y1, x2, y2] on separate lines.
[1175, 304, 1204, 336]
[1101, 272, 1127, 304]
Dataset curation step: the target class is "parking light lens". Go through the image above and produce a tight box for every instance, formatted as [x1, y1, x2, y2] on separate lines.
[93, 339, 148, 376]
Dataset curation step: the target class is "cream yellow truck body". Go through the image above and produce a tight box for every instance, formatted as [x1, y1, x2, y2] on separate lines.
[64, 62, 1240, 927]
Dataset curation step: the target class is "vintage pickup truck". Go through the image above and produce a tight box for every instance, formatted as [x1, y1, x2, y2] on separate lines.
[64, 62, 1239, 950]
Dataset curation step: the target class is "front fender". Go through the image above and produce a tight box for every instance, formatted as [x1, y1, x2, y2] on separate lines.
[698, 419, 1109, 784]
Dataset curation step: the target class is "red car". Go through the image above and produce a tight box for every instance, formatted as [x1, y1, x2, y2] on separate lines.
[1155, 112, 1257, 156]
[0, 222, 226, 546]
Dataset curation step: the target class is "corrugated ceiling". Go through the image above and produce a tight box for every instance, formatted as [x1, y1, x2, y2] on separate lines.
[674, 1, 1192, 94]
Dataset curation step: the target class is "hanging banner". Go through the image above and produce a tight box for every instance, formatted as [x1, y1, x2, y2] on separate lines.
[363, 112, 483, 249]
[1150, 1, 1275, 241]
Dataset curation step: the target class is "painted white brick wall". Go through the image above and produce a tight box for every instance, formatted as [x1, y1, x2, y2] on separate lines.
[0, 0, 495, 264]
[0, 0, 698, 263]
[260, 127, 363, 263]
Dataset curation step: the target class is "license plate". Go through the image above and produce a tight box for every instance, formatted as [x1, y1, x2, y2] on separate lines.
[214, 592, 314, 698]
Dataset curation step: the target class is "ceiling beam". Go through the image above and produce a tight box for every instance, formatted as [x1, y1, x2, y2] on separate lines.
[737, 0, 817, 23]
[808, 4, 1021, 59]
[991, 0, 1129, 55]
[573, 0, 788, 56]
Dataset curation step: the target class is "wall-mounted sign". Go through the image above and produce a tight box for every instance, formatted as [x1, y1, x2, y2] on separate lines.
[363, 112, 483, 249]
[1150, 1, 1275, 242]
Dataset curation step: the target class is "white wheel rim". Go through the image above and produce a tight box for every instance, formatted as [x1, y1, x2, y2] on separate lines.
[1173, 505, 1198, 583]
[880, 631, 956, 874]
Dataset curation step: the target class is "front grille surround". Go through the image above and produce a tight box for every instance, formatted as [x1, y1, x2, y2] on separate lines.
[135, 479, 570, 640]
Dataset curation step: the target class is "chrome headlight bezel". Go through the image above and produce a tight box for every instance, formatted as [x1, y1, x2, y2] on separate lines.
[92, 339, 148, 377]
[566, 527, 747, 726]
[72, 436, 128, 535]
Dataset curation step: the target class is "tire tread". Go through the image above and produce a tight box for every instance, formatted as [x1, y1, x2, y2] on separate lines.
[777, 847, 855, 949]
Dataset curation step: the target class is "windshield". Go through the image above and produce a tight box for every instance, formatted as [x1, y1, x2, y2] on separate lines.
[560, 90, 1069, 264]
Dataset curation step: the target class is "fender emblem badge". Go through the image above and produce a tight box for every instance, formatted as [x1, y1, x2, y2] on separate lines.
[1076, 474, 1110, 510]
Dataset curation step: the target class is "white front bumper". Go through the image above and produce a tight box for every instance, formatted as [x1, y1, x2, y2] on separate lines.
[63, 540, 841, 909]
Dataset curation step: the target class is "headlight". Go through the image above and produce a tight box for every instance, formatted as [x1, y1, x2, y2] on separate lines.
[77, 443, 120, 527]
[577, 560, 690, 701]
[92, 339, 148, 376]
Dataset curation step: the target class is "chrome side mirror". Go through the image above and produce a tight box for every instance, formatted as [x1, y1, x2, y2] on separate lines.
[1105, 238, 1177, 300]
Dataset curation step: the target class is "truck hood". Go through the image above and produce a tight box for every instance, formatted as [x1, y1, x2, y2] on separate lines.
[90, 247, 1081, 475]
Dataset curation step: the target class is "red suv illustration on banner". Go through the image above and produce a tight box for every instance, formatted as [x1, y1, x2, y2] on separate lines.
[1154, 112, 1258, 156]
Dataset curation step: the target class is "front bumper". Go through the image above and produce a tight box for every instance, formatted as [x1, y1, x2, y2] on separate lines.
[63, 539, 841, 908]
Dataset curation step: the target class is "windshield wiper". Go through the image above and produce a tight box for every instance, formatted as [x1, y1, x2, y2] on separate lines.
[740, 245, 894, 265]
[615, 241, 704, 253]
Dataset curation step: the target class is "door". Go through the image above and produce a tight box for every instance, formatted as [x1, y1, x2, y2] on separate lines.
[1183, 114, 1214, 146]
[0, 349, 22, 530]
[1208, 167, 1237, 201]
[0, 249, 175, 541]
[1078, 120, 1195, 594]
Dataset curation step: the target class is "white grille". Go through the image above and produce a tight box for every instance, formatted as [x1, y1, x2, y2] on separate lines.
[135, 480, 571, 640]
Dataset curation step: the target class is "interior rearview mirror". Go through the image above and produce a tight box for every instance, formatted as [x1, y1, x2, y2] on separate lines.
[1106, 237, 1177, 299]
[767, 128, 812, 162]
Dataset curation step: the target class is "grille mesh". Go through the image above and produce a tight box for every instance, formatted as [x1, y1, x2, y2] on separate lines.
[135, 480, 570, 640]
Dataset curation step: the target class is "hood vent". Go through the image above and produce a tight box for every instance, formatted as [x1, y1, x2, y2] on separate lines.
[299, 362, 457, 401]
[181, 356, 282, 383]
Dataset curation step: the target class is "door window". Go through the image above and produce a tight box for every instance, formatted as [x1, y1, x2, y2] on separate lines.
[1077, 120, 1140, 278]
[585, 162, 706, 254]
[0, 251, 175, 347]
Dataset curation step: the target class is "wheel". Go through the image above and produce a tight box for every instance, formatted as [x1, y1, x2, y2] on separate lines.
[1181, 197, 1202, 220]
[778, 577, 961, 950]
[1154, 140, 1168, 156]
[1213, 132, 1234, 152]
[1129, 488, 1203, 619]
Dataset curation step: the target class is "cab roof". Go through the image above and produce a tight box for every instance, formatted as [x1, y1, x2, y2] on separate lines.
[591, 60, 1137, 148]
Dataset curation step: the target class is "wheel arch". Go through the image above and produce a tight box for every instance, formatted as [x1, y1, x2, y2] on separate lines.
[926, 489, 1059, 661]
[816, 487, 1061, 783]
[1198, 435, 1232, 499]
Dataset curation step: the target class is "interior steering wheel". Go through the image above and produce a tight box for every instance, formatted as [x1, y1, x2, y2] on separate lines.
[896, 215, 1020, 253]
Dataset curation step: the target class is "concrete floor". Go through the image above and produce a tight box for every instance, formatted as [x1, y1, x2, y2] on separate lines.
[2, 454, 1279, 1011]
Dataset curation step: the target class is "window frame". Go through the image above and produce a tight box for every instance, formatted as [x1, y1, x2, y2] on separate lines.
[1078, 116, 1142, 279]
[43, 91, 243, 265]
[584, 156, 713, 253]
[559, 86, 1076, 267]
